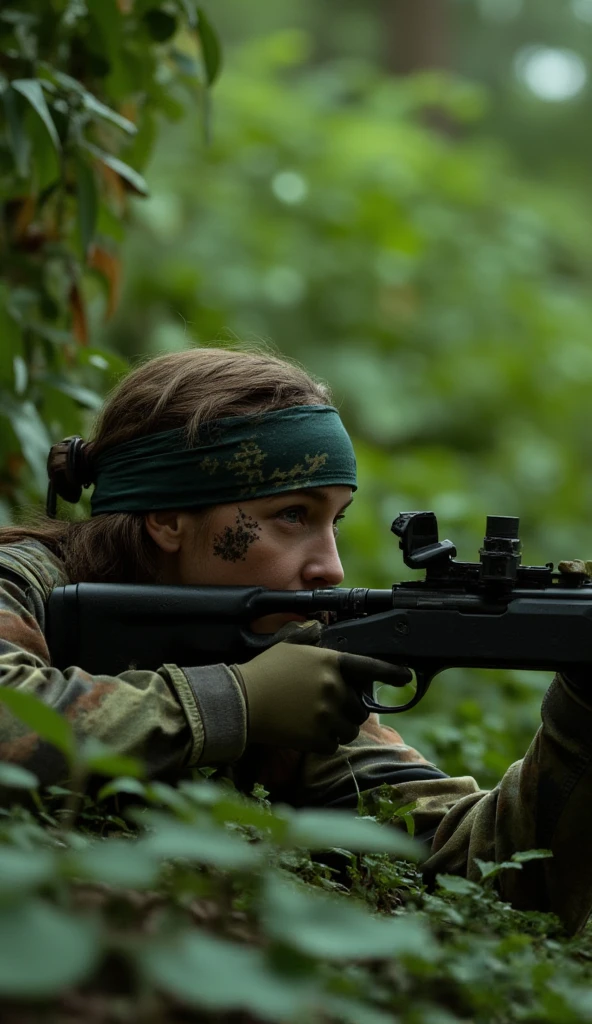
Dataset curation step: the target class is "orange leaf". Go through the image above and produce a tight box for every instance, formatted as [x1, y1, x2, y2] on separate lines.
[88, 244, 121, 318]
[69, 283, 88, 345]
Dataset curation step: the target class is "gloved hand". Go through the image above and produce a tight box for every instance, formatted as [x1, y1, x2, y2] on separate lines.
[230, 621, 412, 754]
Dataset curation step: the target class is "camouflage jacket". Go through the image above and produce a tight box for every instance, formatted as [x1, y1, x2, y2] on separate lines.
[0, 538, 591, 933]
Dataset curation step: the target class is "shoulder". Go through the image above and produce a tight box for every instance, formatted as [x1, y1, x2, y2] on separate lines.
[0, 538, 69, 598]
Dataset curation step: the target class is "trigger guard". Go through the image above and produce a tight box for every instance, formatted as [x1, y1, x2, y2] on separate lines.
[361, 670, 434, 715]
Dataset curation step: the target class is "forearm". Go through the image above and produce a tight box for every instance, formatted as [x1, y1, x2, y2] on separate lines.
[421, 674, 592, 934]
[0, 571, 248, 786]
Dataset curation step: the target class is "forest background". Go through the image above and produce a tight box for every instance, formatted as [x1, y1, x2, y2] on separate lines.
[2, 1, 592, 1021]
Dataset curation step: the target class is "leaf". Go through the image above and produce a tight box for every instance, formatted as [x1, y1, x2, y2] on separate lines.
[322, 996, 398, 1024]
[81, 740, 144, 779]
[11, 79, 61, 152]
[76, 158, 98, 258]
[263, 875, 437, 961]
[71, 838, 158, 888]
[140, 815, 261, 870]
[0, 294, 23, 385]
[82, 92, 137, 135]
[0, 847, 55, 895]
[510, 849, 553, 864]
[81, 141, 149, 196]
[0, 762, 38, 789]
[283, 809, 422, 860]
[0, 689, 76, 764]
[0, 900, 99, 996]
[13, 355, 27, 396]
[1, 85, 30, 177]
[44, 373, 104, 410]
[197, 7, 222, 85]
[436, 874, 483, 896]
[475, 858, 522, 882]
[138, 929, 319, 1018]
[0, 395, 52, 491]
[97, 776, 147, 802]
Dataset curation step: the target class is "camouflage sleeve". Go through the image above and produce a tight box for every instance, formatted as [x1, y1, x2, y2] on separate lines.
[0, 541, 247, 787]
[291, 676, 592, 935]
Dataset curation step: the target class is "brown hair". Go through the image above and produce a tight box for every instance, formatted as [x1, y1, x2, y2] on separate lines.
[0, 347, 332, 583]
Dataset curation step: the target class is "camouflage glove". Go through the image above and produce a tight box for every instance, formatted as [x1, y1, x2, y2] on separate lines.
[230, 621, 411, 754]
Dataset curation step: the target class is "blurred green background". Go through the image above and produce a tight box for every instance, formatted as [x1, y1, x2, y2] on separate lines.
[3, 0, 592, 787]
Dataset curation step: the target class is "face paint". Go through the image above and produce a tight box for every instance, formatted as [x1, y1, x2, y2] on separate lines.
[212, 507, 262, 563]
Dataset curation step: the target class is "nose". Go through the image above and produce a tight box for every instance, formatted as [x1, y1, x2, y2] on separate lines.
[301, 531, 344, 588]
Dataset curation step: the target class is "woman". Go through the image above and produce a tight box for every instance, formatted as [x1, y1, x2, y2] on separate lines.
[0, 347, 590, 933]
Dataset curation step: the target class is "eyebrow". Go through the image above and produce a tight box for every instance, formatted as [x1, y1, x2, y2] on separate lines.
[260, 488, 354, 510]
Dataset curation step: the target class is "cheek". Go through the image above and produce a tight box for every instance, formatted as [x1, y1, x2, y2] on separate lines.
[210, 509, 262, 565]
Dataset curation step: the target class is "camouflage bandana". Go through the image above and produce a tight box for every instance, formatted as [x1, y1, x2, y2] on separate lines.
[90, 405, 357, 514]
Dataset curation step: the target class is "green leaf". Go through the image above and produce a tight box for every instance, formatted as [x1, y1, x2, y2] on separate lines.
[283, 809, 421, 860]
[140, 815, 261, 870]
[0, 394, 53, 492]
[80, 738, 144, 778]
[1, 84, 30, 177]
[510, 849, 553, 864]
[145, 780, 193, 814]
[75, 158, 98, 258]
[0, 294, 23, 386]
[11, 80, 61, 152]
[323, 996, 399, 1024]
[475, 858, 522, 881]
[197, 7, 222, 85]
[263, 875, 437, 961]
[81, 141, 149, 196]
[436, 874, 483, 896]
[97, 776, 147, 802]
[0, 689, 76, 764]
[0, 847, 55, 895]
[0, 762, 39, 790]
[45, 375, 104, 410]
[71, 838, 158, 888]
[82, 93, 137, 135]
[0, 900, 99, 996]
[138, 929, 319, 1018]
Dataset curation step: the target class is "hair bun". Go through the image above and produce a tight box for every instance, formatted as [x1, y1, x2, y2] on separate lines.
[46, 436, 95, 517]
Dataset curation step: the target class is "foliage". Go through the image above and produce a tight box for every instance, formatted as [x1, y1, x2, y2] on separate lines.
[0, 698, 589, 1024]
[0, 0, 219, 515]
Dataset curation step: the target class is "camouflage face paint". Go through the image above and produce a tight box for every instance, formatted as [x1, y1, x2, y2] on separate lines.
[212, 508, 262, 563]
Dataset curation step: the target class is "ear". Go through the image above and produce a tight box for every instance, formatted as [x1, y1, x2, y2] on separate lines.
[144, 510, 184, 553]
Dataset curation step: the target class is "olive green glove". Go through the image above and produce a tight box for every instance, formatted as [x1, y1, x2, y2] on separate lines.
[230, 621, 411, 755]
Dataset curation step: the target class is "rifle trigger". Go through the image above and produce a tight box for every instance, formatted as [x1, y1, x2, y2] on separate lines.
[361, 667, 436, 714]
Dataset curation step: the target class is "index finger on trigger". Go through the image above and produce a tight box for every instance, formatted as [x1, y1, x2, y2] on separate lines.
[337, 654, 412, 688]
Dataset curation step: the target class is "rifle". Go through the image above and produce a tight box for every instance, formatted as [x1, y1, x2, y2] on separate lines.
[45, 513, 592, 714]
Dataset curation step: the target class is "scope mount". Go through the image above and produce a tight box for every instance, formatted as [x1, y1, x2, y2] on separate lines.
[391, 512, 456, 572]
[391, 511, 559, 590]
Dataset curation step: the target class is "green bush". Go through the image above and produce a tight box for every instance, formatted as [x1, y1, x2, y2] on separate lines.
[0, 0, 219, 515]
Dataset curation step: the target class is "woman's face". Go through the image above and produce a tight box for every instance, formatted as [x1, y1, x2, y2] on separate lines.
[145, 485, 353, 632]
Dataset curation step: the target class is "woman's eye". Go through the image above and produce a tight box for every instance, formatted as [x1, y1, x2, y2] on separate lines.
[276, 507, 305, 525]
[333, 513, 346, 535]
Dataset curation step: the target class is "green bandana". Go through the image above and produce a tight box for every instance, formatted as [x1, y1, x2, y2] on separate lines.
[90, 405, 357, 515]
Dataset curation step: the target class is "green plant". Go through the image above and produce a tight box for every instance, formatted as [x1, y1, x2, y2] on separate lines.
[0, 0, 220, 515]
